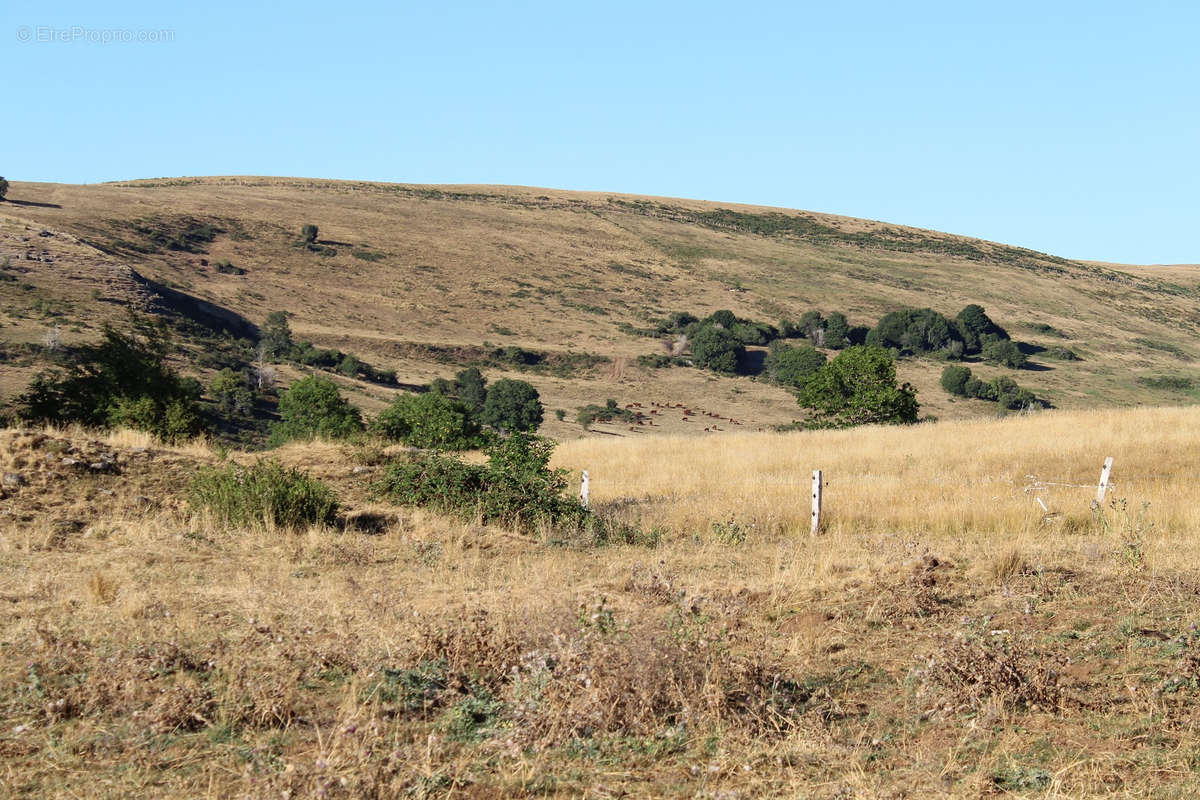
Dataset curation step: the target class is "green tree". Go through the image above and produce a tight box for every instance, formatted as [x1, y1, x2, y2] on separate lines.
[868, 308, 962, 356]
[940, 364, 972, 396]
[209, 367, 255, 417]
[981, 339, 1027, 369]
[481, 378, 543, 433]
[765, 344, 827, 387]
[824, 312, 850, 349]
[301, 224, 319, 244]
[955, 304, 1008, 353]
[0, 177, 8, 201]
[796, 346, 919, 428]
[690, 324, 745, 374]
[452, 367, 488, 416]
[706, 309, 737, 329]
[260, 311, 294, 360]
[373, 391, 483, 450]
[17, 322, 205, 443]
[337, 352, 361, 377]
[271, 375, 364, 443]
[797, 310, 824, 342]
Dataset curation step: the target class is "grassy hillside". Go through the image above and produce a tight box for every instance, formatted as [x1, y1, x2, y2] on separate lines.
[2, 177, 1198, 438]
[3, 408, 1200, 797]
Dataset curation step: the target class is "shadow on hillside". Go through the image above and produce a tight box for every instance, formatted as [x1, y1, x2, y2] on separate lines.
[4, 198, 63, 209]
[738, 350, 767, 376]
[316, 239, 355, 247]
[1022, 361, 1054, 372]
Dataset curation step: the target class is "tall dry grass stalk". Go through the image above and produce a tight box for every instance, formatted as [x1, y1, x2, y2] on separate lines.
[554, 405, 1200, 553]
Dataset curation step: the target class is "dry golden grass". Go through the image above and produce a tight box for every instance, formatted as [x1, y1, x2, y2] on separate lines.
[3, 407, 1200, 797]
[554, 405, 1200, 547]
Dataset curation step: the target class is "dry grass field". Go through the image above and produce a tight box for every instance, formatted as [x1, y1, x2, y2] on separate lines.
[3, 406, 1200, 797]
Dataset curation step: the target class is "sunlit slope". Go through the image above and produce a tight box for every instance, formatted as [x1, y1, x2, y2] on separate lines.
[2, 177, 1196, 432]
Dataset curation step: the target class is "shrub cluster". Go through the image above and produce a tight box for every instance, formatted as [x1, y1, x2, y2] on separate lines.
[188, 459, 339, 529]
[259, 311, 397, 385]
[763, 343, 826, 388]
[941, 365, 1045, 409]
[866, 304, 1028, 366]
[374, 433, 587, 532]
[374, 369, 543, 450]
[576, 399, 638, 429]
[17, 322, 205, 443]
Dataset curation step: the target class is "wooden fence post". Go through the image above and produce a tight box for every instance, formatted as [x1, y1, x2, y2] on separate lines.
[810, 469, 822, 536]
[580, 470, 590, 510]
[1095, 457, 1113, 506]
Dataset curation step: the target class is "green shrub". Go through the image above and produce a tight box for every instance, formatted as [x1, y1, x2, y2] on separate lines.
[940, 364, 972, 396]
[1044, 346, 1081, 361]
[188, 459, 339, 529]
[373, 391, 485, 450]
[981, 339, 1027, 369]
[0, 177, 8, 201]
[868, 308, 963, 357]
[270, 375, 364, 444]
[1137, 375, 1194, 391]
[955, 304, 1008, 352]
[690, 324, 744, 374]
[796, 346, 919, 428]
[260, 311, 294, 360]
[765, 344, 826, 388]
[301, 224, 319, 244]
[824, 312, 850, 349]
[374, 433, 588, 532]
[17, 322, 205, 443]
[481, 378, 543, 433]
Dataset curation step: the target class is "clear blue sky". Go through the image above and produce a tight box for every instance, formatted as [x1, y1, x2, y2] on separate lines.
[4, 1, 1197, 264]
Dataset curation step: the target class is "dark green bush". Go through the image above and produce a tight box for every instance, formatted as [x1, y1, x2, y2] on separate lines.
[940, 365, 972, 396]
[481, 378, 543, 433]
[373, 391, 485, 450]
[260, 311, 294, 360]
[765, 344, 827, 388]
[1137, 375, 1194, 391]
[374, 433, 588, 533]
[17, 322, 205, 443]
[188, 459, 339, 529]
[1044, 346, 1080, 361]
[867, 308, 963, 357]
[955, 304, 1008, 352]
[690, 324, 745, 374]
[270, 375, 364, 444]
[981, 339, 1027, 369]
[824, 312, 850, 349]
[301, 224, 319, 244]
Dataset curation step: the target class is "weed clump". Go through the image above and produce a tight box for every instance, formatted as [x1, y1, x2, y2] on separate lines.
[188, 459, 339, 529]
[917, 621, 1063, 715]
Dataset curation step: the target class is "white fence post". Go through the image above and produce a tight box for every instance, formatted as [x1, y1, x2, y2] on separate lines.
[1095, 457, 1114, 506]
[580, 470, 590, 509]
[810, 469, 822, 536]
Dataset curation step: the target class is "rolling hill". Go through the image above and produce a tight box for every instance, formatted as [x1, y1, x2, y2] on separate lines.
[2, 176, 1197, 437]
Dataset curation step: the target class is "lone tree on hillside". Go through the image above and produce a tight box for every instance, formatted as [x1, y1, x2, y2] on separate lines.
[796, 345, 919, 428]
[0, 177, 8, 201]
[301, 224, 319, 244]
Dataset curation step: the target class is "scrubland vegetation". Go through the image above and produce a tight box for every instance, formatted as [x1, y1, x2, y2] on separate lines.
[3, 407, 1200, 797]
[2, 177, 1200, 796]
